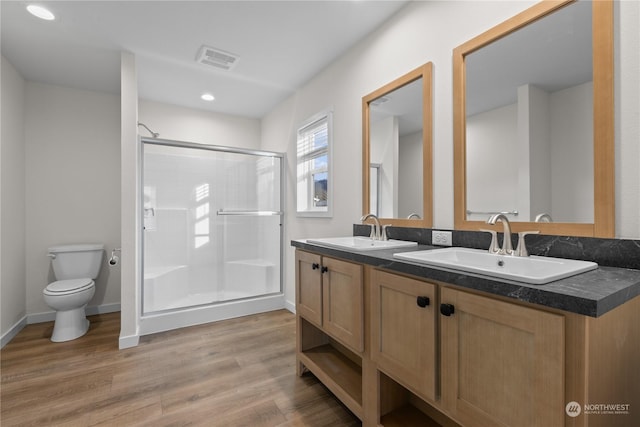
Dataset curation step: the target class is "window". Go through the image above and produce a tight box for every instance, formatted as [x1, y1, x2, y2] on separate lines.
[297, 110, 332, 217]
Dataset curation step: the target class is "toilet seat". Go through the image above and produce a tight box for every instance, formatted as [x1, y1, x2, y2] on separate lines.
[44, 278, 94, 296]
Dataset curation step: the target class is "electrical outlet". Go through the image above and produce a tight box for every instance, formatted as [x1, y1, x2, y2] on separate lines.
[432, 230, 452, 246]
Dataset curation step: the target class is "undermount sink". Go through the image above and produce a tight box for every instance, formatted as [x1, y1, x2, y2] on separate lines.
[393, 247, 598, 285]
[306, 236, 417, 251]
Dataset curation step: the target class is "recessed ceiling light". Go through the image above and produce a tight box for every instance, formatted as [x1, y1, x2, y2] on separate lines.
[26, 4, 55, 21]
[201, 93, 215, 102]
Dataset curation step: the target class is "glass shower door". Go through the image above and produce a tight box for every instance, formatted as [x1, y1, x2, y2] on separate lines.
[142, 140, 282, 315]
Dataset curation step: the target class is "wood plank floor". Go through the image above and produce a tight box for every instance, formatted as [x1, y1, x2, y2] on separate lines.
[1, 310, 361, 426]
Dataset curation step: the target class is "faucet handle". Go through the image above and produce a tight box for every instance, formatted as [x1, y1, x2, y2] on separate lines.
[366, 223, 377, 240]
[381, 225, 390, 241]
[515, 231, 540, 257]
[480, 229, 499, 254]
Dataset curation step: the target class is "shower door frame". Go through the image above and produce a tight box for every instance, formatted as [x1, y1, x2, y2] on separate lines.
[139, 137, 285, 322]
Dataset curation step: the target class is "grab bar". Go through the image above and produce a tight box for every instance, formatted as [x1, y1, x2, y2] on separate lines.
[216, 210, 283, 216]
[466, 210, 519, 216]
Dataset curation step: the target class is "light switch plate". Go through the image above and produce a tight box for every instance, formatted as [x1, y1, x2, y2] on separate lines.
[432, 230, 452, 246]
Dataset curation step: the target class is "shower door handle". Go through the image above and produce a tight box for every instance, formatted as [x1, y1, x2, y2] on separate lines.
[216, 210, 283, 216]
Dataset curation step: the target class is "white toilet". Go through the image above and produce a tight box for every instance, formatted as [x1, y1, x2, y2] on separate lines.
[43, 243, 104, 342]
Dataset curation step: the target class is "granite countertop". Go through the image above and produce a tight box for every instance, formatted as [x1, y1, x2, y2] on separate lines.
[291, 239, 640, 318]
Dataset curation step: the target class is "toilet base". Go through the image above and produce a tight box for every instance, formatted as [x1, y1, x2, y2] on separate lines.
[51, 306, 90, 342]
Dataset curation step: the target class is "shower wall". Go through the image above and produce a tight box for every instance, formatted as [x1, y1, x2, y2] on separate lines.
[142, 142, 282, 314]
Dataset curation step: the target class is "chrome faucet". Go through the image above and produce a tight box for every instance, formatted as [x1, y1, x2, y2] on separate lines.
[480, 229, 500, 254]
[361, 214, 382, 240]
[407, 213, 421, 219]
[486, 213, 513, 255]
[535, 213, 553, 223]
[515, 231, 540, 257]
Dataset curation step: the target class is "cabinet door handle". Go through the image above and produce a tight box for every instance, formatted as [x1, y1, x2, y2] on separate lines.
[440, 303, 455, 316]
[311, 263, 320, 270]
[321, 266, 329, 274]
[416, 296, 430, 308]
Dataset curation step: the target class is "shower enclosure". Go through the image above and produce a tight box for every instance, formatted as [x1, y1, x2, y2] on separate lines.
[140, 138, 283, 329]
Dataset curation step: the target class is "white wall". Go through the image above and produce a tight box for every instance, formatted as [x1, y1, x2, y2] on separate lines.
[526, 84, 552, 222]
[467, 82, 593, 223]
[24, 82, 121, 318]
[616, 0, 640, 239]
[138, 100, 261, 149]
[119, 52, 139, 348]
[466, 103, 518, 220]
[262, 0, 640, 309]
[2, 0, 635, 345]
[550, 82, 593, 223]
[1, 56, 27, 344]
[398, 130, 423, 218]
[261, 0, 539, 310]
[370, 116, 398, 218]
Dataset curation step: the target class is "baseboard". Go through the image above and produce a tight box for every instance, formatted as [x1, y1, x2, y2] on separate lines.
[285, 299, 296, 314]
[1, 316, 28, 349]
[119, 333, 140, 349]
[27, 311, 57, 324]
[8, 304, 125, 349]
[87, 303, 121, 316]
[27, 303, 121, 325]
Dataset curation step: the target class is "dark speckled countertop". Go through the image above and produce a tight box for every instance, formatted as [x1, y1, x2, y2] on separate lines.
[291, 239, 640, 318]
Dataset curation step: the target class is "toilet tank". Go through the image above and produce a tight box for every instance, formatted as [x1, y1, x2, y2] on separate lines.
[48, 243, 105, 280]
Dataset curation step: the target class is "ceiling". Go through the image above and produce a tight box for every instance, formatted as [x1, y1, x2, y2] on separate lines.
[1, 0, 408, 118]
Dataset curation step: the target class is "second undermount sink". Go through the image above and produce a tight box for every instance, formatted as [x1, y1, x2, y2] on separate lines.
[306, 236, 417, 251]
[393, 247, 598, 285]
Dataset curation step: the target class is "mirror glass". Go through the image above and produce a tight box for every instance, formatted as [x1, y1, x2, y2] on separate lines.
[465, 0, 592, 223]
[363, 63, 432, 227]
[454, 0, 614, 237]
[370, 78, 423, 218]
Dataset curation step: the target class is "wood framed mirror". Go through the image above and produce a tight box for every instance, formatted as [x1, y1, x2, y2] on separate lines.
[363, 62, 433, 227]
[453, 0, 614, 237]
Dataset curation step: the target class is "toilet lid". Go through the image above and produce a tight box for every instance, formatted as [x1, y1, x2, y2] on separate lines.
[46, 278, 94, 293]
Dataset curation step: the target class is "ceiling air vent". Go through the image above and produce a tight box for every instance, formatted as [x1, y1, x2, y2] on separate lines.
[196, 45, 240, 71]
[370, 96, 390, 107]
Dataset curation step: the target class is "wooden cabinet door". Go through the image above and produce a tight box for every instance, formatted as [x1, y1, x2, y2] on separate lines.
[321, 257, 364, 353]
[441, 287, 565, 427]
[295, 251, 323, 328]
[370, 269, 437, 402]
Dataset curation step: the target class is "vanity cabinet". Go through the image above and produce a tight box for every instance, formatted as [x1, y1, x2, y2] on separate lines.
[295, 250, 365, 419]
[295, 250, 364, 352]
[370, 269, 437, 403]
[294, 247, 640, 427]
[440, 287, 565, 427]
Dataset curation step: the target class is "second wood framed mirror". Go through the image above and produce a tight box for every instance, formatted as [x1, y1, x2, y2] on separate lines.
[362, 62, 433, 227]
[453, 0, 614, 237]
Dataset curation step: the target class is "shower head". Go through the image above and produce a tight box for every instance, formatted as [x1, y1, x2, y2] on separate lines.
[137, 122, 159, 138]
